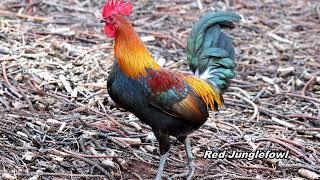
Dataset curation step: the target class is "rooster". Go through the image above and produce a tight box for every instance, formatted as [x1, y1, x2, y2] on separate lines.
[101, 0, 240, 179]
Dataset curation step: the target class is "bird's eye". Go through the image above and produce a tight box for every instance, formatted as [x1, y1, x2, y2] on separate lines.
[109, 16, 116, 23]
[100, 18, 106, 23]
[102, 16, 114, 24]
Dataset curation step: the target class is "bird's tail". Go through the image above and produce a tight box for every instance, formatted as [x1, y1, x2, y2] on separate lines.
[186, 12, 241, 94]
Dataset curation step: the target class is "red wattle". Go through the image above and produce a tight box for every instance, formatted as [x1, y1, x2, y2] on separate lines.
[104, 25, 116, 38]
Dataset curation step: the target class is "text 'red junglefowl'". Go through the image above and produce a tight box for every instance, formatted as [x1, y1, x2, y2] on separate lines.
[101, 0, 241, 179]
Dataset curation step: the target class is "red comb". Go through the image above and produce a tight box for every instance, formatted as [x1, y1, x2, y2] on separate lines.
[102, 0, 133, 17]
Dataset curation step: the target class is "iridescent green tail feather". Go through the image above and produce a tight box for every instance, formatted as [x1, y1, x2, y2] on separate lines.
[186, 12, 241, 92]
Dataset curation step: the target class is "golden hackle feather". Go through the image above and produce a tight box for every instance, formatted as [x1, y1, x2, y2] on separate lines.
[114, 15, 160, 79]
[184, 76, 223, 110]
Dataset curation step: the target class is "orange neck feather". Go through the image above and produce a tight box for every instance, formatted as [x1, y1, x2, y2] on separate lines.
[114, 16, 160, 79]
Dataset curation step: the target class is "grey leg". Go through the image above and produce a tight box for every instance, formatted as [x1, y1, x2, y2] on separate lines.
[185, 137, 195, 180]
[171, 136, 196, 180]
[154, 130, 170, 180]
[155, 151, 169, 180]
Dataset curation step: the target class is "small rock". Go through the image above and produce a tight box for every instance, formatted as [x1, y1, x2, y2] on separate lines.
[22, 152, 36, 161]
[145, 132, 156, 142]
[157, 57, 166, 67]
[144, 145, 157, 153]
[295, 78, 304, 87]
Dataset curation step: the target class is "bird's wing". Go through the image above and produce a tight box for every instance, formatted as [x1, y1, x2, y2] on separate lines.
[145, 69, 208, 123]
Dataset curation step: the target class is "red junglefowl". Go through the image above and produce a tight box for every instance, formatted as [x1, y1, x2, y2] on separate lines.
[101, 0, 240, 179]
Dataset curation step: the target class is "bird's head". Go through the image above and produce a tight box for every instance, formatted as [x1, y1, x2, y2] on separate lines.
[101, 0, 133, 38]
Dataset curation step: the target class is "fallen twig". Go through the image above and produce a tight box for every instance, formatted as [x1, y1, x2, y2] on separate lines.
[2, 62, 14, 88]
[302, 76, 316, 96]
[277, 92, 320, 104]
[227, 93, 259, 121]
[288, 114, 320, 121]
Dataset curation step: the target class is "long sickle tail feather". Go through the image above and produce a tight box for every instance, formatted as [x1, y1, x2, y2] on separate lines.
[186, 12, 241, 93]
